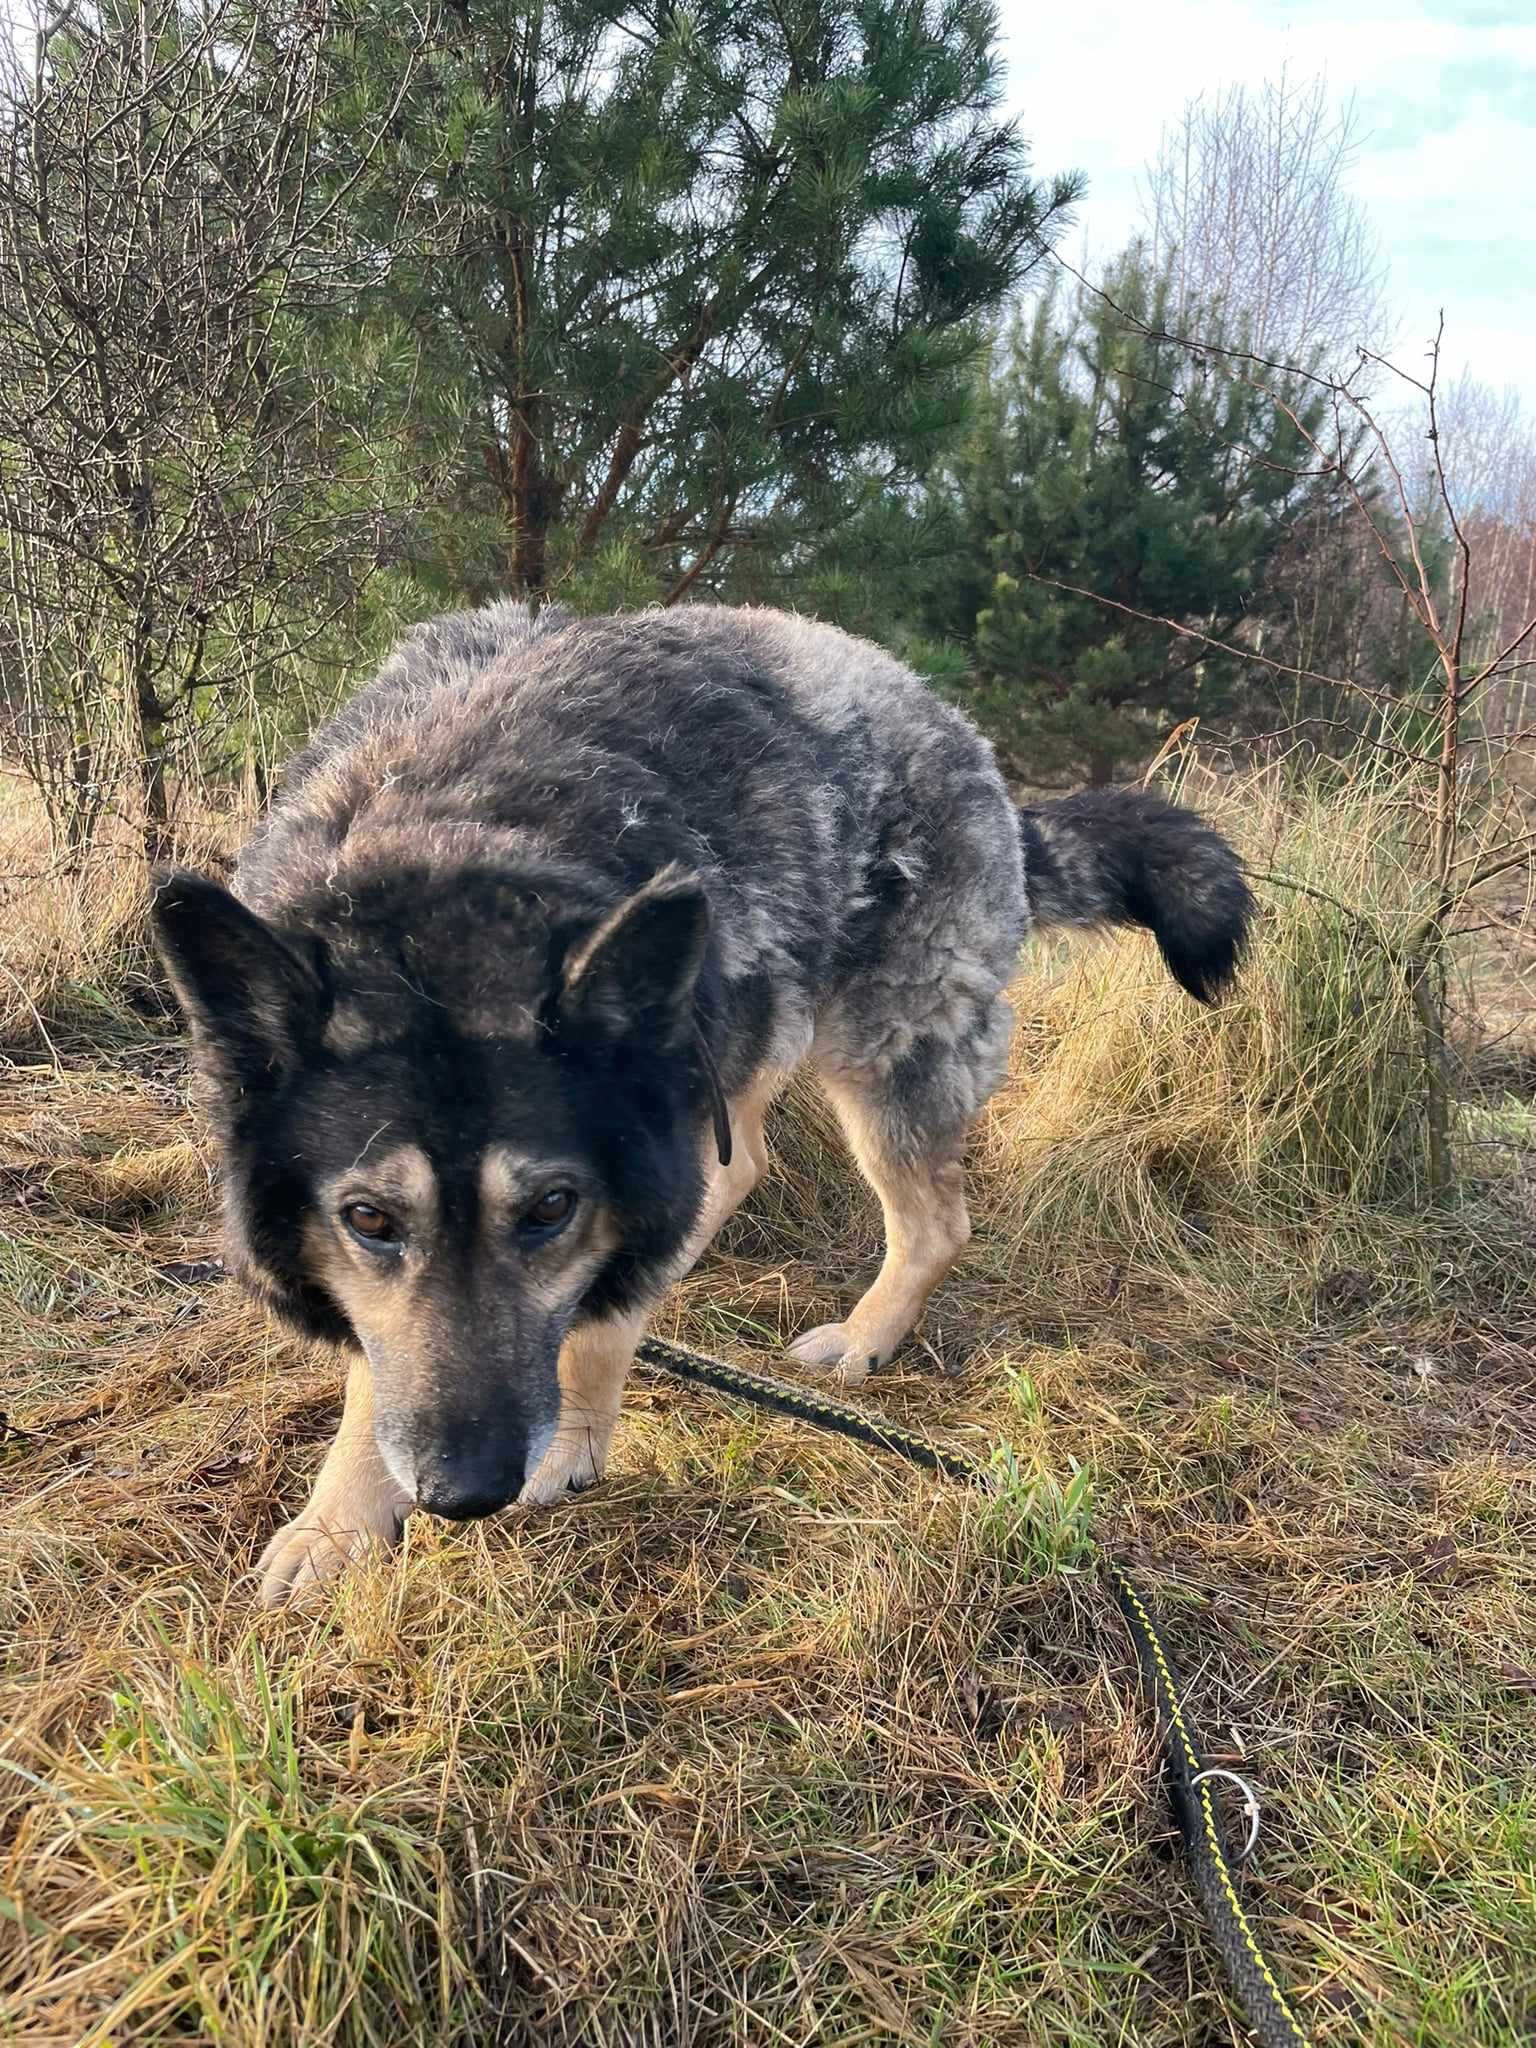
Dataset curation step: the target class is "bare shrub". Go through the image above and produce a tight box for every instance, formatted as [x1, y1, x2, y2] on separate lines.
[0, 0, 427, 862]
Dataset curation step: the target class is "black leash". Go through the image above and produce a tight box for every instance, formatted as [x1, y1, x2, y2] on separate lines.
[636, 1335, 1312, 2048]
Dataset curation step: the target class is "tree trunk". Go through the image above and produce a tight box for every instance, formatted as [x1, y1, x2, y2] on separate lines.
[1407, 932, 1453, 1196]
[133, 673, 173, 865]
[1409, 638, 1463, 1201]
[512, 464, 556, 596]
[64, 729, 97, 857]
[488, 414, 558, 599]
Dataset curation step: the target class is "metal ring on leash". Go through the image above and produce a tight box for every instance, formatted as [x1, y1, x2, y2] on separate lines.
[1191, 1766, 1262, 1867]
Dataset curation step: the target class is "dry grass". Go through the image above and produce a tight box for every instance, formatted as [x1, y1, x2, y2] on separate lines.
[2, 769, 1534, 2046]
[0, 772, 239, 1054]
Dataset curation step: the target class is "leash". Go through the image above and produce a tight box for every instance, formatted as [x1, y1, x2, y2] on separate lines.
[636, 1334, 1313, 2048]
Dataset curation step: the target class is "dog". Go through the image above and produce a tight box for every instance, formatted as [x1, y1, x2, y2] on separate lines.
[152, 602, 1252, 1605]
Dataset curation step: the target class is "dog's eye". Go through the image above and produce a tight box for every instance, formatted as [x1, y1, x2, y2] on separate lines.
[518, 1187, 577, 1240]
[343, 1201, 399, 1246]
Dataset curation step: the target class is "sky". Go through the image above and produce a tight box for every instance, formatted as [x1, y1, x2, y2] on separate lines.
[997, 0, 1536, 408]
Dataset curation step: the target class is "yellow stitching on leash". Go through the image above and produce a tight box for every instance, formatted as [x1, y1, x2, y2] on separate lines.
[1112, 1567, 1310, 2047]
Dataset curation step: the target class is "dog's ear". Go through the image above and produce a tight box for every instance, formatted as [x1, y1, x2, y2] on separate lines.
[558, 866, 708, 1052]
[151, 871, 324, 1086]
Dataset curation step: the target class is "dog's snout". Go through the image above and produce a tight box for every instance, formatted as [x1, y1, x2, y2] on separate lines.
[410, 1417, 530, 1522]
[416, 1475, 507, 1522]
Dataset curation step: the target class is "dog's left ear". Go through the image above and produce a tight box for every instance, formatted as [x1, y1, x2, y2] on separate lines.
[558, 866, 708, 1051]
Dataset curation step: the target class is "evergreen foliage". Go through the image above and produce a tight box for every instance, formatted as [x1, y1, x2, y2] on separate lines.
[923, 251, 1341, 780]
[323, 0, 1078, 601]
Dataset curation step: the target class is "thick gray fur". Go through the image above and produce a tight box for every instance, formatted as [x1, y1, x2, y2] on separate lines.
[240, 602, 1249, 1161]
[151, 600, 1254, 1540]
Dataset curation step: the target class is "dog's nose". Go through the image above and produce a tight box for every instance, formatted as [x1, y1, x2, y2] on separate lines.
[411, 1425, 527, 1521]
[416, 1479, 508, 1522]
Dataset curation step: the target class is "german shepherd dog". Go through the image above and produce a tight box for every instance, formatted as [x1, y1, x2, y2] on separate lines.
[152, 603, 1251, 1605]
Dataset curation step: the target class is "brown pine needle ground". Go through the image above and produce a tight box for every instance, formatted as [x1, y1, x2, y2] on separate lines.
[2, 772, 1534, 2047]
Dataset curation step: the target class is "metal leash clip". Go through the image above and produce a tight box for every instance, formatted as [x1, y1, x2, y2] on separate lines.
[1191, 1766, 1262, 1867]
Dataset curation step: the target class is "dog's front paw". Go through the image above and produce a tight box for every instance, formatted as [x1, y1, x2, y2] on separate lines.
[257, 1506, 403, 1609]
[787, 1322, 879, 1385]
[518, 1422, 612, 1506]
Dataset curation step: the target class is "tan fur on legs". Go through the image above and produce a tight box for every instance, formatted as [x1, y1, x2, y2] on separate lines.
[680, 1070, 774, 1255]
[520, 1072, 779, 1506]
[790, 1067, 970, 1386]
[257, 1356, 412, 1608]
[519, 1306, 648, 1503]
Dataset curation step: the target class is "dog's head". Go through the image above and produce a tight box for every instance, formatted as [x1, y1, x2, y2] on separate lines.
[151, 866, 712, 1517]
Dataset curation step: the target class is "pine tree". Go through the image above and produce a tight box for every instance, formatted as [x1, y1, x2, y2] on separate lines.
[318, 0, 1077, 601]
[929, 251, 1338, 782]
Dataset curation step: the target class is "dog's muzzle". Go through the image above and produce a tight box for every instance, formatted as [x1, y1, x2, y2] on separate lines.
[408, 1415, 534, 1521]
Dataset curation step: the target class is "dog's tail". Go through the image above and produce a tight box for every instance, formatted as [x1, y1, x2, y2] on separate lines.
[1017, 788, 1254, 1004]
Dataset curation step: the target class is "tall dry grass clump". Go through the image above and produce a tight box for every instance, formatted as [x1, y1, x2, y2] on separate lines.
[955, 763, 1514, 1318]
[0, 777, 244, 1052]
[746, 757, 1532, 1367]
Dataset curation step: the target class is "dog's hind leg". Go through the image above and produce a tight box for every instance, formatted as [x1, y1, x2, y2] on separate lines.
[519, 1072, 778, 1505]
[257, 1355, 413, 1607]
[789, 1050, 985, 1386]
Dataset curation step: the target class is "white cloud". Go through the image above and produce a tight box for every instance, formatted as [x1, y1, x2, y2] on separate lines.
[1351, 110, 1530, 228]
[996, 0, 1536, 404]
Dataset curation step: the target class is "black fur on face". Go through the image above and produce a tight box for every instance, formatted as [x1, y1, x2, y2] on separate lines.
[150, 869, 715, 1350]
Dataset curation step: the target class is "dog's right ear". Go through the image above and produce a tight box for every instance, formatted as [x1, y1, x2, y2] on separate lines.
[150, 872, 323, 1087]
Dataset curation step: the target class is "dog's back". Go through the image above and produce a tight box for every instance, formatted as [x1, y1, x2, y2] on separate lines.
[235, 602, 1027, 1094]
